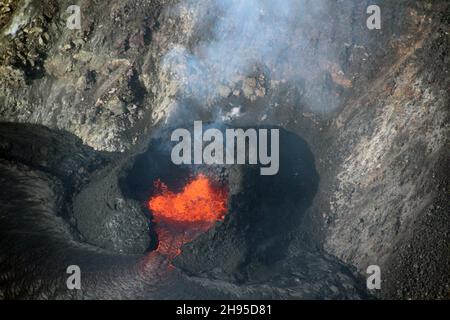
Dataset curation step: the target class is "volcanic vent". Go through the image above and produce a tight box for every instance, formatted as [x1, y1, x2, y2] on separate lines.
[0, 0, 447, 300]
[0, 122, 369, 299]
[148, 173, 228, 258]
[119, 125, 320, 282]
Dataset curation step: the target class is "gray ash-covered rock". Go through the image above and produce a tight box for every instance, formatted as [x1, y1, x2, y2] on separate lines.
[0, 0, 448, 299]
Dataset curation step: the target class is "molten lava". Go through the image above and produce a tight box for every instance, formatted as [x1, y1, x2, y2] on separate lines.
[149, 174, 227, 223]
[148, 174, 228, 258]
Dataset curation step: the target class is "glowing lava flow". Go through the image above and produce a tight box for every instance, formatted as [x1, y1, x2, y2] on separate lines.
[148, 174, 228, 258]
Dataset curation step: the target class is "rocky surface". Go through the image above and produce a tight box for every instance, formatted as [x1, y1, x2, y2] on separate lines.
[0, 122, 369, 299]
[0, 0, 448, 299]
[300, 2, 449, 299]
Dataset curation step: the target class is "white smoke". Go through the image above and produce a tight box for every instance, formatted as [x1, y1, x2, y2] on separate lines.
[4, 0, 33, 37]
[161, 0, 346, 124]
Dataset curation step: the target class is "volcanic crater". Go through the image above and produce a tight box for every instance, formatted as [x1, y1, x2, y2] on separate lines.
[0, 0, 448, 300]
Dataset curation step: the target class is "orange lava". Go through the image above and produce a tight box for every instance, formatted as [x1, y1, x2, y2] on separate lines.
[147, 174, 228, 258]
[148, 174, 228, 224]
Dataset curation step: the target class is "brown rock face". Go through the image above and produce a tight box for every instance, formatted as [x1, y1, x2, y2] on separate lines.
[0, 0, 448, 299]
